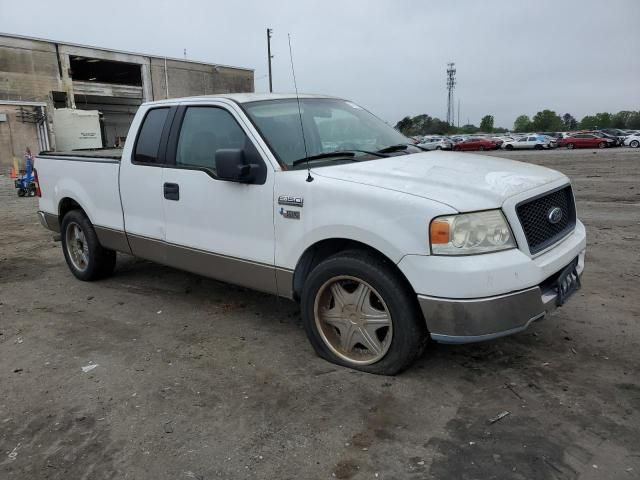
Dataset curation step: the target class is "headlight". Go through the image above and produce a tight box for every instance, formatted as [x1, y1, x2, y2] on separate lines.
[430, 210, 516, 255]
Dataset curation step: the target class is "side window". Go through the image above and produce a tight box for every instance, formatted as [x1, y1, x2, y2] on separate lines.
[134, 108, 170, 164]
[528, 136, 537, 141]
[176, 107, 248, 172]
[518, 138, 527, 142]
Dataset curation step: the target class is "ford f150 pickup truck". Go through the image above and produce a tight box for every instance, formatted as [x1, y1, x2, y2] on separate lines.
[36, 93, 586, 375]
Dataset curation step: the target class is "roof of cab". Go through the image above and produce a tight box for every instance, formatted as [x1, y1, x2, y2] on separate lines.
[143, 92, 340, 106]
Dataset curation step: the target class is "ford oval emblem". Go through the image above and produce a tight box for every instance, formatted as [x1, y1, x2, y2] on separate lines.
[547, 207, 563, 224]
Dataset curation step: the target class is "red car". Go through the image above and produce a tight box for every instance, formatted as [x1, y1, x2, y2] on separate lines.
[559, 133, 612, 149]
[452, 138, 497, 151]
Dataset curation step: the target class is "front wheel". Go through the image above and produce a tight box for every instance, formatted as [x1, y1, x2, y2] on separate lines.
[301, 250, 427, 375]
[478, 146, 485, 151]
[598, 142, 606, 149]
[567, 143, 575, 149]
[630, 140, 639, 148]
[534, 144, 543, 150]
[61, 210, 116, 281]
[505, 144, 514, 150]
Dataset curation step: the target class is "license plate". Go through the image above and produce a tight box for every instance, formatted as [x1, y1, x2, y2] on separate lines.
[555, 259, 581, 307]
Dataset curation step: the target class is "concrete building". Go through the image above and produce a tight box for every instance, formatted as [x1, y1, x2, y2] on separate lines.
[0, 33, 254, 168]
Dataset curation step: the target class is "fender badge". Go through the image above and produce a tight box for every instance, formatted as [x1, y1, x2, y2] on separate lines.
[278, 195, 304, 207]
[279, 208, 300, 220]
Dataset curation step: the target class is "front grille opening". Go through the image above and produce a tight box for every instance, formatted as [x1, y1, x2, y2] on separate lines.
[516, 186, 576, 254]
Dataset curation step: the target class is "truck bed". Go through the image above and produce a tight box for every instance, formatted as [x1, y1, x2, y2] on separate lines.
[36, 149, 124, 233]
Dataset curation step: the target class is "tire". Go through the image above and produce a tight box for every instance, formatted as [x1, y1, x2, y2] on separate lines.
[598, 142, 606, 149]
[567, 143, 575, 149]
[505, 144, 514, 150]
[478, 146, 485, 151]
[17, 188, 26, 197]
[436, 146, 442, 150]
[61, 210, 116, 281]
[300, 250, 427, 375]
[631, 140, 639, 148]
[453, 146, 460, 151]
[534, 144, 543, 150]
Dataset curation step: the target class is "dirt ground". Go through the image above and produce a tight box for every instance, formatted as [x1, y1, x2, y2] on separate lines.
[1, 147, 639, 480]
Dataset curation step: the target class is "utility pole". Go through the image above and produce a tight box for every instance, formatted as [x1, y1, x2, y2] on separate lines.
[446, 63, 456, 126]
[457, 98, 460, 128]
[267, 28, 273, 93]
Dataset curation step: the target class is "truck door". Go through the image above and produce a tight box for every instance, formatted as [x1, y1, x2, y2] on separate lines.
[161, 103, 277, 294]
[119, 106, 176, 262]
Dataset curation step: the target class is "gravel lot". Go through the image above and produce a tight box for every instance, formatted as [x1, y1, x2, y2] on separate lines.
[1, 147, 639, 479]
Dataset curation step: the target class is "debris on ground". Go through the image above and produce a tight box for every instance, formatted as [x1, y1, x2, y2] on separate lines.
[488, 411, 511, 424]
[81, 364, 98, 373]
[164, 421, 174, 433]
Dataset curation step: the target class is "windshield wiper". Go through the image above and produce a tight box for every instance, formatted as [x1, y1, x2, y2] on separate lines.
[291, 150, 388, 167]
[377, 143, 411, 153]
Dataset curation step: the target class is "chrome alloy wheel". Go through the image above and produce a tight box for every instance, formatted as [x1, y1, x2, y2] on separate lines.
[314, 276, 393, 365]
[65, 222, 89, 271]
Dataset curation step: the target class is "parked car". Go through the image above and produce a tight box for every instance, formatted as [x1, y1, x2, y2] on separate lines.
[452, 137, 496, 151]
[590, 131, 622, 146]
[34, 93, 586, 375]
[559, 133, 612, 149]
[502, 135, 553, 150]
[418, 137, 453, 150]
[623, 135, 640, 148]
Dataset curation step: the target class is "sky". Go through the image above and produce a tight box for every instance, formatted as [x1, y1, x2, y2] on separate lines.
[1, 0, 639, 128]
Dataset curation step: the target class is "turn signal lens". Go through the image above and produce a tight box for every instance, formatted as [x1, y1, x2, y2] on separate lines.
[430, 219, 450, 244]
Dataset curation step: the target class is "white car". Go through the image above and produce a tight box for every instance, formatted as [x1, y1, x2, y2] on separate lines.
[35, 93, 586, 374]
[502, 135, 553, 150]
[624, 135, 640, 148]
[418, 137, 452, 150]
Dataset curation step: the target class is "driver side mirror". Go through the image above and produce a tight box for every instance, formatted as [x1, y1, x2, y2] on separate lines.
[215, 149, 258, 183]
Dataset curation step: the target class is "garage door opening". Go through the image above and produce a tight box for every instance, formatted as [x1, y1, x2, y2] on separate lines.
[70, 57, 142, 86]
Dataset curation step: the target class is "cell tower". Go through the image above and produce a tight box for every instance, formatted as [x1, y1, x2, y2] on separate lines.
[446, 63, 456, 125]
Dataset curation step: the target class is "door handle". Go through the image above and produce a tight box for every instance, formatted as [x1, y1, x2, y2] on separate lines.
[164, 182, 179, 201]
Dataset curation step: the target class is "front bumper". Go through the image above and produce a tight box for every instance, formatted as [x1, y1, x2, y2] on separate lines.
[419, 251, 585, 343]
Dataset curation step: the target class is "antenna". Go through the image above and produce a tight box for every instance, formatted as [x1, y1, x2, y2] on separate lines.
[446, 62, 456, 126]
[287, 33, 313, 182]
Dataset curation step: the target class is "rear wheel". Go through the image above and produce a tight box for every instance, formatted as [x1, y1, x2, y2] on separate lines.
[534, 144, 543, 150]
[17, 188, 26, 197]
[567, 143, 575, 149]
[436, 146, 442, 150]
[301, 250, 427, 375]
[630, 140, 639, 148]
[478, 146, 485, 151]
[505, 144, 514, 150]
[61, 210, 116, 281]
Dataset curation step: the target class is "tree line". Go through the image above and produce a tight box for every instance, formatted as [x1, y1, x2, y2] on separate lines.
[513, 110, 640, 132]
[395, 110, 640, 136]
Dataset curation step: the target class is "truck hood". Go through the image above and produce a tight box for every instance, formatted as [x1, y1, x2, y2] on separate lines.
[311, 151, 566, 212]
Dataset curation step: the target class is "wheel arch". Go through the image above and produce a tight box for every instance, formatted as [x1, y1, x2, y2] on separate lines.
[290, 237, 416, 302]
[58, 197, 91, 228]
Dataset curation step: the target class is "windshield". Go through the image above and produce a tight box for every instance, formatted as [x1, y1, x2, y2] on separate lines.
[243, 98, 410, 168]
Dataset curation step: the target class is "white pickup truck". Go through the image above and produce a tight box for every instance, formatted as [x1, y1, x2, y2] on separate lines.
[36, 93, 586, 374]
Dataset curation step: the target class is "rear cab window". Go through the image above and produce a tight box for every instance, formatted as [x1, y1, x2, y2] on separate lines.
[134, 108, 171, 164]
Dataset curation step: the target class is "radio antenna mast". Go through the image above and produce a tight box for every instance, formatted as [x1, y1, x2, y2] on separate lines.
[288, 33, 313, 182]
